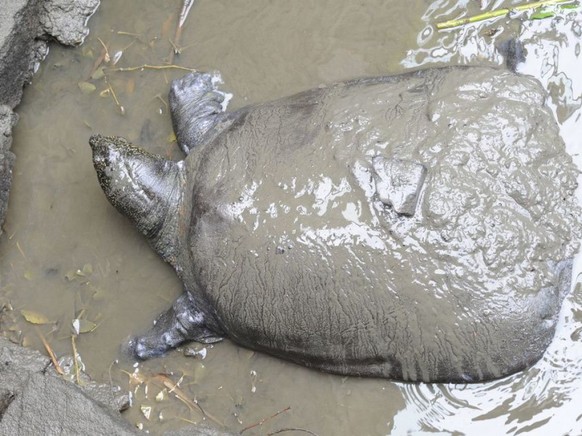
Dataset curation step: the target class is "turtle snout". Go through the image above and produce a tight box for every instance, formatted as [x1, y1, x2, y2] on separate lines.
[89, 134, 126, 163]
[89, 134, 110, 157]
[89, 134, 135, 183]
[88, 133, 104, 150]
[89, 134, 117, 171]
[89, 134, 116, 180]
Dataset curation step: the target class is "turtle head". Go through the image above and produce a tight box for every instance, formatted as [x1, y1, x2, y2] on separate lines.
[90, 134, 184, 256]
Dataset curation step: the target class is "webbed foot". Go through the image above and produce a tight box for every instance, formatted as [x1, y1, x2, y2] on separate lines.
[169, 71, 232, 154]
[128, 293, 224, 360]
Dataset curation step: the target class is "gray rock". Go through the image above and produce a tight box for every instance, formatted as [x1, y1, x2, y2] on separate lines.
[50, 355, 131, 412]
[0, 388, 15, 419]
[0, 337, 136, 435]
[0, 335, 50, 377]
[0, 106, 17, 230]
[0, 0, 43, 109]
[0, 373, 136, 436]
[40, 0, 100, 46]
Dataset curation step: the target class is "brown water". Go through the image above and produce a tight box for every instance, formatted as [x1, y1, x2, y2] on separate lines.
[1, 0, 581, 434]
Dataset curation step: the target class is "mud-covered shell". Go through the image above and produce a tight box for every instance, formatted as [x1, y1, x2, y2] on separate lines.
[180, 67, 580, 382]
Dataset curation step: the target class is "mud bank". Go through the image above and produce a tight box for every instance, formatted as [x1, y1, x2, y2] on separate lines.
[0, 337, 137, 435]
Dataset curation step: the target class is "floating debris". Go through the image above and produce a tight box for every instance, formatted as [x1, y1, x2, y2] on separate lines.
[155, 389, 167, 402]
[141, 405, 153, 420]
[183, 345, 207, 359]
[239, 406, 292, 434]
[169, 0, 196, 62]
[121, 370, 223, 426]
[23, 271, 34, 281]
[111, 50, 123, 65]
[81, 263, 93, 276]
[107, 64, 196, 73]
[78, 81, 96, 94]
[250, 370, 258, 393]
[21, 309, 51, 325]
[436, 0, 577, 29]
[35, 327, 64, 375]
[71, 318, 98, 335]
[91, 66, 105, 80]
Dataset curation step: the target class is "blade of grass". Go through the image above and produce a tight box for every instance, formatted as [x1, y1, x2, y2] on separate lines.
[436, 0, 575, 29]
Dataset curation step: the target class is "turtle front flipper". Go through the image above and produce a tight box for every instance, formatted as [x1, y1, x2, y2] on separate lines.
[129, 293, 225, 359]
[169, 71, 233, 154]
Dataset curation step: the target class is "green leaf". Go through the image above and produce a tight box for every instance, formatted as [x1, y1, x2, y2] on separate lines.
[21, 310, 51, 325]
[531, 9, 555, 18]
[78, 81, 96, 94]
[72, 318, 98, 334]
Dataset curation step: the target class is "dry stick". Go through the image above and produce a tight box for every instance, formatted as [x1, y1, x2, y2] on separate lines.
[117, 31, 142, 37]
[169, 0, 196, 63]
[96, 37, 111, 62]
[102, 79, 125, 115]
[121, 369, 223, 427]
[35, 327, 64, 375]
[152, 374, 224, 427]
[71, 334, 81, 385]
[87, 44, 108, 80]
[107, 64, 196, 73]
[239, 406, 292, 434]
[267, 428, 320, 436]
[436, 0, 575, 29]
[15, 242, 28, 261]
[107, 360, 118, 407]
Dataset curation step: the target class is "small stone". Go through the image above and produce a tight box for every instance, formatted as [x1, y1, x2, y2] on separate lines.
[184, 345, 207, 359]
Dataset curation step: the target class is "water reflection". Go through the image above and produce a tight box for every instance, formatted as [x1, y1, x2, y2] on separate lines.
[398, 4, 582, 434]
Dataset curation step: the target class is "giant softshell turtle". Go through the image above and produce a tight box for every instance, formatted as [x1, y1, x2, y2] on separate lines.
[89, 66, 581, 382]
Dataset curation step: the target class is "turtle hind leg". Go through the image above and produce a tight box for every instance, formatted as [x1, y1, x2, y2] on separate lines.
[169, 71, 233, 154]
[129, 293, 224, 360]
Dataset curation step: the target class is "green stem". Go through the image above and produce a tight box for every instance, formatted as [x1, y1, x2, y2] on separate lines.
[436, 0, 575, 30]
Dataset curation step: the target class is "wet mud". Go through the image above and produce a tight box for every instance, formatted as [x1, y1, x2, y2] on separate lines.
[1, 0, 582, 434]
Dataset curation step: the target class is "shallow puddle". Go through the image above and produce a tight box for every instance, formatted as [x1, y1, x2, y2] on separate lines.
[1, 0, 581, 434]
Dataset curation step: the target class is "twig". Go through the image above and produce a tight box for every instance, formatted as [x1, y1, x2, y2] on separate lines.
[169, 0, 196, 63]
[87, 44, 108, 80]
[35, 327, 64, 375]
[117, 31, 142, 37]
[155, 94, 169, 111]
[267, 429, 319, 436]
[436, 0, 575, 29]
[15, 242, 27, 261]
[153, 374, 223, 426]
[96, 37, 111, 62]
[240, 406, 292, 434]
[71, 334, 81, 385]
[107, 360, 117, 406]
[100, 80, 125, 115]
[121, 370, 224, 427]
[107, 64, 196, 73]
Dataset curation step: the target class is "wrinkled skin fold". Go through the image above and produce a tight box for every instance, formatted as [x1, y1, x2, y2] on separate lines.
[90, 66, 581, 382]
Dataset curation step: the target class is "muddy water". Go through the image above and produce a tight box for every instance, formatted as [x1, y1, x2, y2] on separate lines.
[0, 0, 581, 434]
